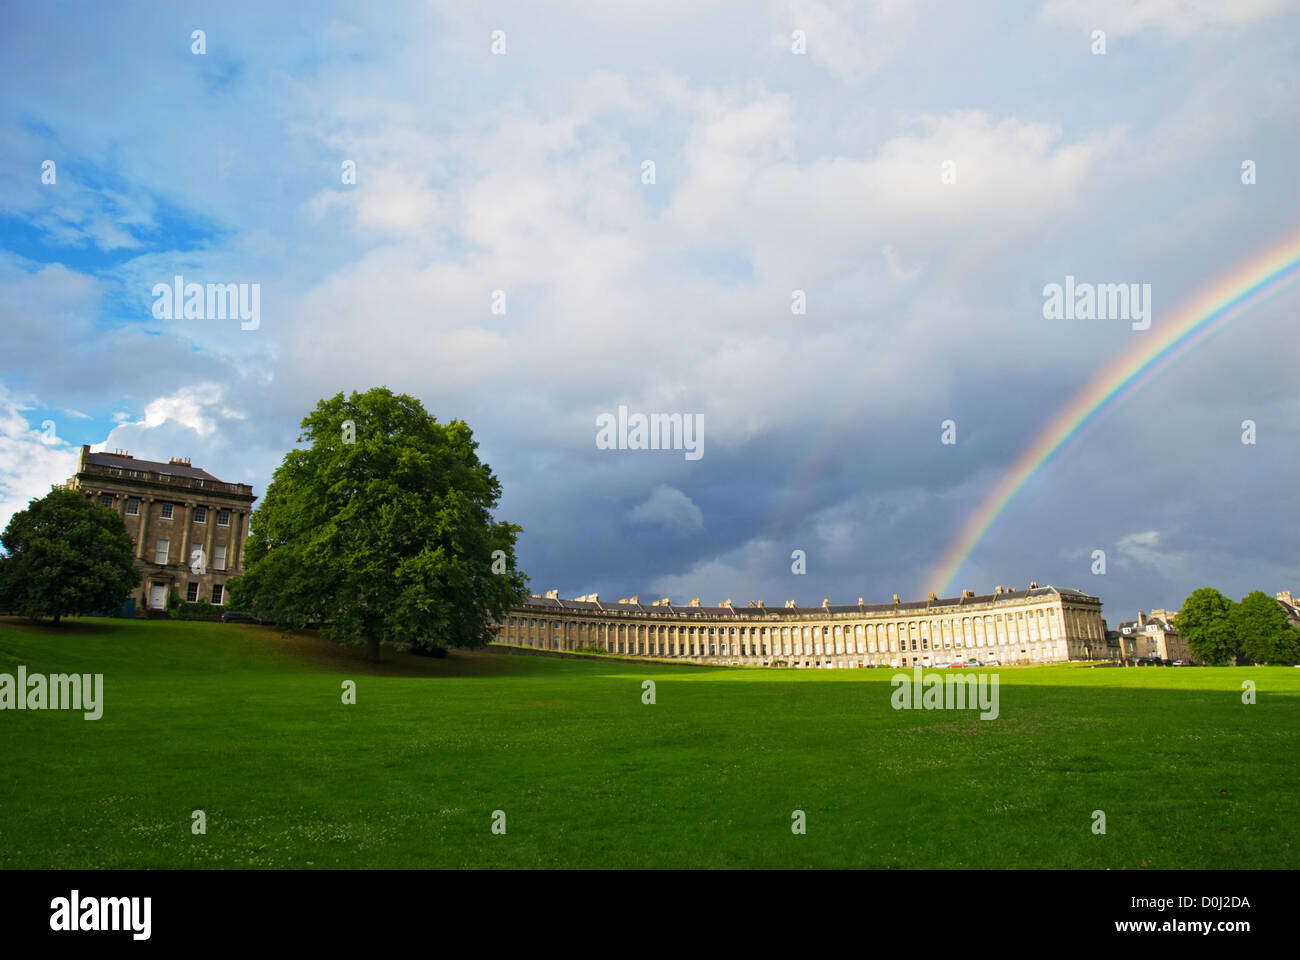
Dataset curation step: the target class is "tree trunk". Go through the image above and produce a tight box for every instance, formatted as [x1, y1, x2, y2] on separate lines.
[53, 612, 61, 626]
[366, 636, 381, 662]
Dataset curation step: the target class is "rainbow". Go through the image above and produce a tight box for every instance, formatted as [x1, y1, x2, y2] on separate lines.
[926, 227, 1300, 598]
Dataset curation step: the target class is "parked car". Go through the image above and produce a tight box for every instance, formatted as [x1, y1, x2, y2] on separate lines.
[220, 610, 264, 624]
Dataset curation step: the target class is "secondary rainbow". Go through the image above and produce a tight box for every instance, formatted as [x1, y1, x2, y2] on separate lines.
[926, 227, 1300, 598]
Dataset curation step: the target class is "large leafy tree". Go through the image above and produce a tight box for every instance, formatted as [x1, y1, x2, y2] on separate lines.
[1232, 590, 1300, 665]
[1177, 587, 1239, 665]
[0, 487, 139, 624]
[228, 388, 528, 660]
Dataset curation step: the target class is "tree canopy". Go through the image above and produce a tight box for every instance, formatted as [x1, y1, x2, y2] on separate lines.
[1177, 587, 1239, 665]
[0, 486, 139, 624]
[1232, 590, 1300, 665]
[228, 388, 528, 660]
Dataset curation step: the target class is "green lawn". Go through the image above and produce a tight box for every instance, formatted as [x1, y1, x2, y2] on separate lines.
[1, 616, 1296, 869]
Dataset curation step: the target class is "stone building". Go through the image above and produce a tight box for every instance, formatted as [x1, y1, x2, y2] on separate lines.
[1276, 590, 1300, 629]
[65, 445, 256, 613]
[1115, 610, 1192, 663]
[493, 583, 1107, 667]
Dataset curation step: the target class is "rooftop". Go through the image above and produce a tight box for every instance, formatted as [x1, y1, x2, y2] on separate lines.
[86, 449, 224, 482]
[516, 585, 1099, 618]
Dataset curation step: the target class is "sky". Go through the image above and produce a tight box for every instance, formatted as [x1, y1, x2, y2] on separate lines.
[1, 0, 1297, 624]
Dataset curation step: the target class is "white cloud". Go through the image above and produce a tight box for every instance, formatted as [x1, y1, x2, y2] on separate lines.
[92, 384, 243, 457]
[1113, 530, 1198, 583]
[0, 386, 80, 539]
[1041, 0, 1289, 36]
[629, 485, 704, 535]
[882, 244, 920, 282]
[649, 537, 782, 603]
[774, 0, 917, 83]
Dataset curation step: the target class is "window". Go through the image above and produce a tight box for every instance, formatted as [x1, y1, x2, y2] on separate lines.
[211, 584, 224, 605]
[154, 539, 170, 564]
[194, 506, 207, 523]
[126, 498, 140, 515]
[161, 502, 174, 519]
[186, 583, 199, 602]
[214, 545, 227, 571]
[217, 509, 231, 526]
[99, 494, 113, 507]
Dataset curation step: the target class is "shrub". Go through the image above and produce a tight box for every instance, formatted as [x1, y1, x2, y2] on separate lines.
[170, 598, 223, 621]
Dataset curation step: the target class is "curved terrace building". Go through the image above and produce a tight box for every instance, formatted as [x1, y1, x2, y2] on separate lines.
[494, 585, 1108, 667]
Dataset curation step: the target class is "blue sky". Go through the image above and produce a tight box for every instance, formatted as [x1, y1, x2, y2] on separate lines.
[1, 0, 1297, 621]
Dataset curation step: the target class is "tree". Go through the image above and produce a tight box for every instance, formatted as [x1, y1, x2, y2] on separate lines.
[228, 388, 528, 660]
[1232, 590, 1300, 665]
[0, 487, 139, 624]
[1177, 587, 1239, 665]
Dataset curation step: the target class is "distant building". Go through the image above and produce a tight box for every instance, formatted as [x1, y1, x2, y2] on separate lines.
[1115, 610, 1192, 663]
[494, 583, 1108, 667]
[1276, 590, 1300, 629]
[65, 446, 256, 613]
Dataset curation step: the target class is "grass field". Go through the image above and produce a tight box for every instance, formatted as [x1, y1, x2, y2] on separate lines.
[1, 616, 1296, 869]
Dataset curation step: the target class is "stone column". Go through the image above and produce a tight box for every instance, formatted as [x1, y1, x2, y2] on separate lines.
[204, 508, 218, 597]
[204, 508, 217, 568]
[179, 502, 194, 573]
[135, 497, 152, 559]
[231, 511, 245, 572]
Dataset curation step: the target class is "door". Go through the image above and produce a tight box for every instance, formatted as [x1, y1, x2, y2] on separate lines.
[149, 583, 167, 609]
